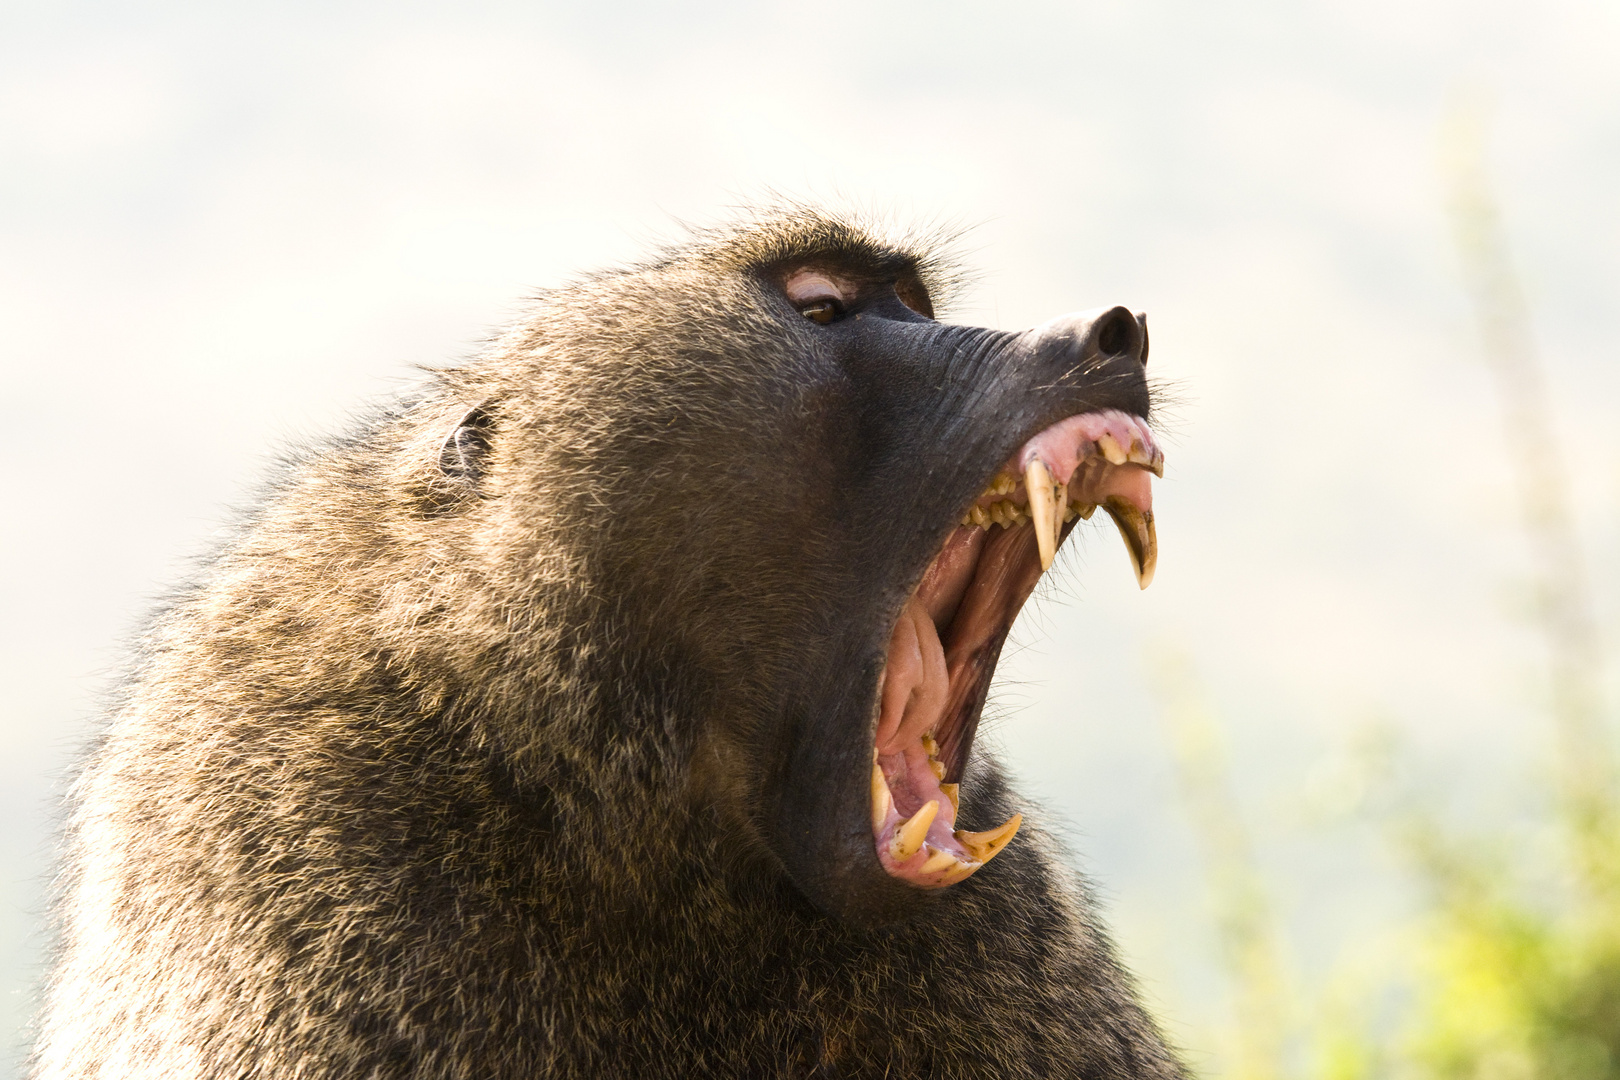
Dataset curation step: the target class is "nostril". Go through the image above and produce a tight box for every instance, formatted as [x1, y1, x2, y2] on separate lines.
[1093, 306, 1143, 361]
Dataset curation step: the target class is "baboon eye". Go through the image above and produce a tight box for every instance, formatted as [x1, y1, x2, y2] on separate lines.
[800, 299, 842, 325]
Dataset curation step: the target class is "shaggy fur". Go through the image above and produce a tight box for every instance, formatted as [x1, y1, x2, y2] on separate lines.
[32, 208, 1187, 1079]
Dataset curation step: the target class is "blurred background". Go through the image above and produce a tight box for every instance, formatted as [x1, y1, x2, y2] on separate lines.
[3, 1, 1618, 1076]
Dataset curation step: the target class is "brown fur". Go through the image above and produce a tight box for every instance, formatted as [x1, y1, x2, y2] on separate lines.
[32, 207, 1187, 1079]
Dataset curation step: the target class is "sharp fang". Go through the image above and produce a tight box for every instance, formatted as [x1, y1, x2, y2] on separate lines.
[919, 847, 958, 873]
[1097, 432, 1129, 466]
[871, 762, 893, 831]
[939, 783, 960, 814]
[956, 813, 1023, 864]
[892, 800, 939, 860]
[1024, 459, 1059, 571]
[1102, 496, 1158, 589]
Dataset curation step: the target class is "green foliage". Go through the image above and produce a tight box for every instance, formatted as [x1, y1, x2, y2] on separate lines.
[1399, 824, 1620, 1080]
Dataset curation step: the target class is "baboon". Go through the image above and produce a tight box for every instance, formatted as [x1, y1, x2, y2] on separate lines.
[33, 207, 1184, 1079]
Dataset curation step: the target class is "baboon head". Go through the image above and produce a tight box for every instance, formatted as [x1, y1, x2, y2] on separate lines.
[431, 208, 1157, 928]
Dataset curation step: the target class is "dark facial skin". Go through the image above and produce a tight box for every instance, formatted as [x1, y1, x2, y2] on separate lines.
[631, 255, 1154, 927]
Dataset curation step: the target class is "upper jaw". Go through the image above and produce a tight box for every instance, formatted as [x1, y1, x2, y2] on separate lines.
[869, 408, 1163, 890]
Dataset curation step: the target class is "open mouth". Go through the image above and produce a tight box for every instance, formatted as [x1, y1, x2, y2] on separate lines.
[870, 409, 1163, 887]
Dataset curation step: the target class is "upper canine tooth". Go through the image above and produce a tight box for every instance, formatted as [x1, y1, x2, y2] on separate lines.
[956, 812, 1023, 864]
[1096, 432, 1129, 466]
[1024, 459, 1060, 571]
[1102, 496, 1157, 589]
[892, 800, 939, 860]
[871, 763, 893, 831]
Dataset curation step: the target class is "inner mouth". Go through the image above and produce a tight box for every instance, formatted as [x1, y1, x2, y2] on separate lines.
[870, 409, 1163, 888]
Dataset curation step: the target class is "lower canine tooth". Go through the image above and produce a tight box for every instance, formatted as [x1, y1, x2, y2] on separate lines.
[892, 800, 939, 860]
[956, 813, 1023, 864]
[1102, 496, 1158, 589]
[871, 763, 893, 831]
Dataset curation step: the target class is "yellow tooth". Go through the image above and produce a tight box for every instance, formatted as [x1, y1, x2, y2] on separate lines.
[871, 762, 893, 831]
[939, 782, 960, 814]
[1127, 439, 1166, 479]
[921, 733, 939, 757]
[1025, 459, 1059, 571]
[1096, 433, 1128, 466]
[919, 847, 959, 873]
[929, 758, 946, 781]
[1076, 502, 1096, 520]
[1102, 496, 1158, 589]
[891, 800, 939, 861]
[956, 813, 1023, 864]
[969, 505, 988, 528]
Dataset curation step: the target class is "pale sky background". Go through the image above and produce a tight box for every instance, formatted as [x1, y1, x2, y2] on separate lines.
[4, 0, 1619, 1075]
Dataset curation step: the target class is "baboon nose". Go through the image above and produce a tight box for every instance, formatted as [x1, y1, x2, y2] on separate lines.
[1040, 305, 1149, 365]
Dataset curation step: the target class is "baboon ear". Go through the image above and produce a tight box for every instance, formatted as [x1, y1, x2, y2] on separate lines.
[439, 402, 496, 484]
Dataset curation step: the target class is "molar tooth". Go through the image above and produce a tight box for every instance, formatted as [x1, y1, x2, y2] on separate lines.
[1075, 502, 1096, 521]
[921, 733, 939, 758]
[871, 763, 893, 831]
[1025, 459, 1060, 571]
[891, 800, 939, 861]
[1097, 432, 1129, 466]
[969, 505, 988, 528]
[955, 813, 1023, 864]
[1102, 496, 1158, 589]
[929, 758, 946, 781]
[939, 783, 960, 814]
[919, 847, 958, 873]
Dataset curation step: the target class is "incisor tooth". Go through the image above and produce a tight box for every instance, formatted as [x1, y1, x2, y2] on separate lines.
[1097, 432, 1129, 466]
[1102, 495, 1158, 589]
[1127, 439, 1166, 479]
[892, 800, 939, 861]
[956, 813, 1023, 864]
[939, 783, 960, 814]
[919, 848, 959, 873]
[871, 763, 892, 831]
[1024, 459, 1059, 571]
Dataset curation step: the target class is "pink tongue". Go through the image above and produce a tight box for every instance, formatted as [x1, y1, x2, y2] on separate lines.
[874, 594, 949, 756]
